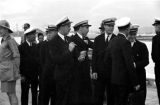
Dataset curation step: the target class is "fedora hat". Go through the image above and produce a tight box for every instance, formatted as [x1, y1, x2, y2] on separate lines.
[0, 20, 13, 33]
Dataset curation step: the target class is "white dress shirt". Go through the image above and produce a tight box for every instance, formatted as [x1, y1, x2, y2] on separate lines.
[58, 32, 65, 41]
[105, 32, 113, 42]
[77, 32, 83, 39]
[26, 40, 32, 46]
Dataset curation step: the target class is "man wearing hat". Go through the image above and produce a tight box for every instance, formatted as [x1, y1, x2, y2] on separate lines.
[98, 21, 105, 34]
[48, 17, 76, 105]
[38, 25, 57, 105]
[92, 17, 116, 105]
[151, 17, 160, 104]
[0, 20, 20, 105]
[70, 20, 93, 105]
[104, 17, 140, 105]
[19, 28, 39, 105]
[128, 24, 149, 105]
[21, 23, 30, 44]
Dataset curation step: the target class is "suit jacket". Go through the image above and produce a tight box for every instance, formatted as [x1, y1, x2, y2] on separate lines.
[70, 34, 93, 103]
[131, 40, 149, 84]
[105, 33, 138, 86]
[152, 34, 160, 65]
[92, 33, 116, 75]
[19, 41, 39, 79]
[38, 40, 54, 78]
[39, 41, 48, 71]
[48, 35, 74, 84]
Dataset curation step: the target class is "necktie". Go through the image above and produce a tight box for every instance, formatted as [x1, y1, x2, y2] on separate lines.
[64, 36, 68, 43]
[83, 36, 86, 40]
[105, 35, 109, 46]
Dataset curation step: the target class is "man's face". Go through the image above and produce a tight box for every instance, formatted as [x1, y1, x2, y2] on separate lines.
[0, 27, 6, 37]
[38, 35, 44, 43]
[80, 26, 89, 37]
[128, 31, 137, 42]
[27, 33, 36, 42]
[154, 24, 160, 34]
[47, 30, 57, 41]
[104, 24, 114, 34]
[62, 24, 71, 36]
[23, 24, 29, 31]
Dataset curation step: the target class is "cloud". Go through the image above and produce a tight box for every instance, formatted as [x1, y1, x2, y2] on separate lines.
[0, 0, 32, 15]
[0, 0, 160, 31]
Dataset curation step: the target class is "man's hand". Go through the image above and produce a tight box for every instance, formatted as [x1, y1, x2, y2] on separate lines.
[78, 51, 87, 62]
[134, 85, 140, 91]
[69, 42, 76, 52]
[92, 72, 98, 80]
[133, 62, 136, 68]
[84, 40, 88, 44]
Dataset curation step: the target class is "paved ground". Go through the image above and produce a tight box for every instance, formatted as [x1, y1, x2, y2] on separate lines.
[0, 80, 159, 105]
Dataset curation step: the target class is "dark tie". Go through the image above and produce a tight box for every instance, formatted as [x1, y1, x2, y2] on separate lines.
[105, 35, 109, 46]
[83, 36, 87, 40]
[64, 36, 68, 43]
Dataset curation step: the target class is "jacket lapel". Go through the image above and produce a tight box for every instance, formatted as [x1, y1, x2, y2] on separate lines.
[56, 35, 69, 49]
[74, 34, 87, 46]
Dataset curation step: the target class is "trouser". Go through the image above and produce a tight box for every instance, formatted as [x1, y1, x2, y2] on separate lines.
[155, 65, 160, 104]
[139, 82, 147, 105]
[21, 76, 38, 105]
[93, 72, 114, 105]
[112, 84, 129, 105]
[128, 81, 146, 105]
[38, 73, 56, 105]
[55, 81, 71, 105]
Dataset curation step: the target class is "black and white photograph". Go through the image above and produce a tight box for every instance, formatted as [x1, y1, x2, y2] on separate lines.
[0, 0, 160, 105]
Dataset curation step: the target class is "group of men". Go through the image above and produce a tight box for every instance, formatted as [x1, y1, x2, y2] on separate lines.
[18, 16, 160, 105]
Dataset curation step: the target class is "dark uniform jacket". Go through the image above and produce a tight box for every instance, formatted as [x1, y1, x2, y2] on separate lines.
[131, 40, 149, 85]
[70, 34, 93, 104]
[19, 41, 38, 80]
[39, 41, 48, 71]
[48, 34, 75, 105]
[92, 33, 116, 78]
[151, 34, 160, 79]
[48, 35, 74, 84]
[152, 34, 160, 65]
[105, 33, 138, 86]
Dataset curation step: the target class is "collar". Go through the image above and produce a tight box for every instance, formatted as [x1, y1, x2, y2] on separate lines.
[119, 32, 126, 38]
[105, 32, 112, 41]
[26, 40, 31, 46]
[77, 32, 83, 39]
[131, 40, 136, 47]
[2, 34, 10, 41]
[58, 32, 65, 41]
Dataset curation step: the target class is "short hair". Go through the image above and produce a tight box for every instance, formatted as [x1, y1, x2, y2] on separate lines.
[24, 23, 30, 28]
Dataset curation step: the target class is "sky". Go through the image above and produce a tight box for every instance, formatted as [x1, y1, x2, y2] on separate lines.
[0, 0, 160, 32]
